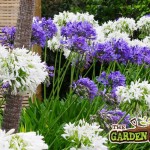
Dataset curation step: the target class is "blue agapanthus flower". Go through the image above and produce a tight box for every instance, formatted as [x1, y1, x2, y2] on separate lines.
[130, 45, 150, 65]
[92, 38, 150, 65]
[31, 22, 46, 47]
[108, 71, 126, 88]
[93, 38, 131, 63]
[41, 17, 57, 39]
[46, 66, 55, 77]
[97, 71, 126, 97]
[61, 21, 96, 54]
[72, 77, 98, 100]
[61, 21, 96, 39]
[2, 81, 10, 89]
[97, 71, 108, 86]
[99, 108, 130, 126]
[0, 26, 16, 48]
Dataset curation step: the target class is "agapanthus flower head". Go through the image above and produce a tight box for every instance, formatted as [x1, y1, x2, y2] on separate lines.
[101, 17, 136, 38]
[2, 81, 10, 89]
[41, 17, 57, 39]
[114, 17, 136, 35]
[93, 38, 131, 64]
[101, 20, 115, 37]
[116, 79, 150, 108]
[97, 71, 126, 98]
[46, 65, 55, 77]
[61, 21, 96, 54]
[0, 129, 15, 150]
[108, 71, 126, 88]
[106, 31, 130, 42]
[72, 77, 98, 100]
[97, 71, 108, 86]
[62, 119, 108, 150]
[0, 26, 16, 48]
[137, 15, 150, 36]
[143, 36, 150, 48]
[53, 11, 98, 27]
[0, 129, 48, 150]
[61, 21, 96, 39]
[0, 45, 49, 95]
[66, 36, 90, 54]
[99, 108, 130, 127]
[53, 11, 76, 26]
[32, 18, 46, 47]
[130, 45, 150, 65]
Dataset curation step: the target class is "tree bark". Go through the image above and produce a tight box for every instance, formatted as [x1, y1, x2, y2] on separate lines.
[14, 0, 35, 49]
[2, 92, 23, 132]
[2, 0, 35, 132]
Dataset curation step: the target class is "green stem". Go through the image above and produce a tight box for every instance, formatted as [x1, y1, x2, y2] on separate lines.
[52, 50, 58, 98]
[45, 97, 78, 138]
[135, 63, 145, 81]
[83, 63, 94, 77]
[44, 42, 47, 99]
[92, 59, 96, 80]
[56, 51, 63, 99]
[99, 62, 103, 76]
[70, 64, 75, 94]
[49, 58, 71, 99]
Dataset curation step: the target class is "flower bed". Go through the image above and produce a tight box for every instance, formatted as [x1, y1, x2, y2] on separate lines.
[0, 11, 150, 149]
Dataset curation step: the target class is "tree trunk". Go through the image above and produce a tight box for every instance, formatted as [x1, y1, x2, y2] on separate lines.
[14, 0, 35, 49]
[2, 92, 23, 132]
[2, 0, 35, 132]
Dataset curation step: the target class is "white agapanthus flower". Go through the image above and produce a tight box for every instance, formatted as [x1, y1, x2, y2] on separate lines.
[53, 11, 76, 27]
[94, 26, 105, 43]
[75, 12, 99, 27]
[143, 36, 150, 48]
[114, 17, 136, 35]
[105, 31, 130, 43]
[0, 129, 48, 150]
[53, 11, 98, 28]
[47, 35, 61, 51]
[100, 17, 136, 37]
[100, 20, 115, 37]
[0, 45, 49, 96]
[116, 80, 150, 107]
[62, 119, 108, 150]
[0, 129, 15, 150]
[137, 15, 150, 36]
[128, 39, 148, 47]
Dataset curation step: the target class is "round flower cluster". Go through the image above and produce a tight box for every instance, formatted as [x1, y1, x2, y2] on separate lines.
[32, 17, 57, 47]
[62, 119, 108, 150]
[137, 15, 150, 36]
[61, 21, 96, 54]
[116, 80, 150, 107]
[0, 27, 16, 48]
[48, 11, 99, 57]
[53, 11, 99, 27]
[0, 45, 49, 95]
[97, 71, 126, 97]
[0, 129, 48, 150]
[99, 108, 130, 127]
[72, 77, 98, 100]
[143, 36, 150, 48]
[101, 17, 136, 37]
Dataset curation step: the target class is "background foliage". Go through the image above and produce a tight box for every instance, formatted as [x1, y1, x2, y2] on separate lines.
[42, 0, 150, 23]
